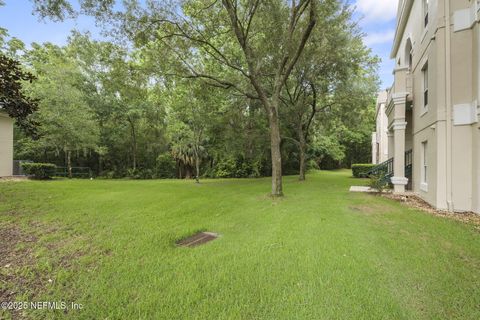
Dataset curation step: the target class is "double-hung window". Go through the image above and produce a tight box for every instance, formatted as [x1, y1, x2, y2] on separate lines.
[422, 63, 429, 110]
[421, 141, 428, 191]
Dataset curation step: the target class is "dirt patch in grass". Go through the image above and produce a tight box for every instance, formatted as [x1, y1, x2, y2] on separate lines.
[0, 222, 89, 319]
[0, 224, 44, 319]
[382, 193, 480, 229]
[349, 203, 393, 215]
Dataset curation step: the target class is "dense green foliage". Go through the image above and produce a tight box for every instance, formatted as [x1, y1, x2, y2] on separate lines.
[351, 163, 376, 178]
[0, 51, 38, 136]
[3, 1, 378, 187]
[1, 171, 479, 319]
[20, 162, 56, 179]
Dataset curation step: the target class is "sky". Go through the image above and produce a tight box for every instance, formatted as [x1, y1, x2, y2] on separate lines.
[0, 0, 398, 89]
[354, 0, 399, 89]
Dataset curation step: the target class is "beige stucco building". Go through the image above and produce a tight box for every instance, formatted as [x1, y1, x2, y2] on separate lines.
[379, 0, 480, 214]
[372, 91, 389, 165]
[0, 110, 14, 177]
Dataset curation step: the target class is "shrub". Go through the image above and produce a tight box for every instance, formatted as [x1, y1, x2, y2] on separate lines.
[21, 163, 56, 179]
[213, 158, 237, 178]
[100, 171, 116, 179]
[127, 168, 155, 179]
[99, 169, 127, 179]
[369, 174, 390, 193]
[351, 164, 375, 178]
[306, 159, 320, 171]
[210, 157, 263, 178]
[156, 154, 177, 178]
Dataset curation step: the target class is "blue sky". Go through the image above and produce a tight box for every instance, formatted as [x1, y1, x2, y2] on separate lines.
[353, 0, 399, 89]
[0, 0, 398, 88]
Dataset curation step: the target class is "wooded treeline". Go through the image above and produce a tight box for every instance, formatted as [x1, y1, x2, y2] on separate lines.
[1, 0, 379, 188]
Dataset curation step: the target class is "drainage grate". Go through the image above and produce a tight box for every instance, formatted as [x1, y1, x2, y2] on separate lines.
[176, 232, 218, 247]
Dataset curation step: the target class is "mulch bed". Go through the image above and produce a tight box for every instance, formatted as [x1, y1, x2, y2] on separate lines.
[382, 193, 480, 229]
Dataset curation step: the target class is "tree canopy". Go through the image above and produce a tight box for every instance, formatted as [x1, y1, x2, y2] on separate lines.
[2, 0, 379, 195]
[0, 51, 38, 136]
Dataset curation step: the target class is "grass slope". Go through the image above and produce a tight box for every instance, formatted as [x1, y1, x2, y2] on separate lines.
[0, 170, 479, 319]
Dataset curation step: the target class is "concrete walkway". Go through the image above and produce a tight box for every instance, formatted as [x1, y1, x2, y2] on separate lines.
[349, 186, 377, 193]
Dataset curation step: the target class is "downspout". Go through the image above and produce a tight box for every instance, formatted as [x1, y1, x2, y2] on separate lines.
[445, 0, 453, 211]
[477, 1, 480, 213]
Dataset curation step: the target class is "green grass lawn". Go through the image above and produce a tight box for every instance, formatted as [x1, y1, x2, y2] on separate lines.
[0, 170, 479, 319]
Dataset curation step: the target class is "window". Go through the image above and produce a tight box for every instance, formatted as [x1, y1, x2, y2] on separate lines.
[421, 141, 428, 191]
[422, 62, 428, 110]
[423, 0, 429, 27]
[405, 39, 413, 70]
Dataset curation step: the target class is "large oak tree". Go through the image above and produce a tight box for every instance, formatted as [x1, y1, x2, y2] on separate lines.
[29, 0, 321, 196]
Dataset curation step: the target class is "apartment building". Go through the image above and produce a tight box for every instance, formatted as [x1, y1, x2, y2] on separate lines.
[377, 0, 480, 213]
[372, 91, 389, 165]
[0, 109, 14, 177]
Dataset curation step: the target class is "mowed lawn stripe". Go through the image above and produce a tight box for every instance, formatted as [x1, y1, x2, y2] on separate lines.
[0, 170, 478, 319]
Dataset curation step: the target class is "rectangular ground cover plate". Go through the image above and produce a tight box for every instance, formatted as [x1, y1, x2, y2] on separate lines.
[176, 232, 218, 247]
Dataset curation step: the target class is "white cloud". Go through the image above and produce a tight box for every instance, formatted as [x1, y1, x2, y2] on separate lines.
[363, 30, 395, 46]
[356, 0, 398, 23]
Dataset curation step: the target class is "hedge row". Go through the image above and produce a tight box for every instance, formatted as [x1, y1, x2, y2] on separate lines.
[351, 164, 376, 178]
[21, 163, 56, 179]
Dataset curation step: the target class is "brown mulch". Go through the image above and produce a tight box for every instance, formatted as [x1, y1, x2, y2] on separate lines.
[382, 193, 480, 228]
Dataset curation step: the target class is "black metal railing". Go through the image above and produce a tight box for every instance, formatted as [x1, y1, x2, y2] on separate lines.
[368, 157, 394, 184]
[405, 149, 413, 175]
[55, 166, 92, 178]
[368, 157, 393, 177]
[368, 149, 413, 186]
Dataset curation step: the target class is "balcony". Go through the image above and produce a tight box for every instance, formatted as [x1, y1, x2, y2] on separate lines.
[392, 66, 413, 96]
[386, 67, 414, 115]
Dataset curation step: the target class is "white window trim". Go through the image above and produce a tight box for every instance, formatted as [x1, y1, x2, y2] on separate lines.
[420, 141, 428, 192]
[422, 62, 429, 114]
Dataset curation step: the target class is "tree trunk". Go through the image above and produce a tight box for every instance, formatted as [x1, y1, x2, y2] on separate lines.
[185, 166, 192, 179]
[195, 154, 200, 184]
[128, 118, 137, 170]
[98, 154, 103, 175]
[177, 160, 183, 179]
[67, 150, 72, 179]
[269, 108, 283, 197]
[299, 132, 306, 181]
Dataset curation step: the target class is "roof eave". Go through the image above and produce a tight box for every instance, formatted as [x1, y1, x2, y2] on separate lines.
[390, 0, 414, 59]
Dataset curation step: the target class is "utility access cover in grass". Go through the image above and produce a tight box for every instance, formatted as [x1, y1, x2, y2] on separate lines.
[176, 232, 218, 247]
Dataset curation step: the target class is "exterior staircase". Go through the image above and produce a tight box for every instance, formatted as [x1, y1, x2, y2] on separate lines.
[368, 149, 413, 189]
[404, 149, 413, 190]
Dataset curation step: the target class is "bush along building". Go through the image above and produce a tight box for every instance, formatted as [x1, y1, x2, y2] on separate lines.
[373, 0, 480, 214]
